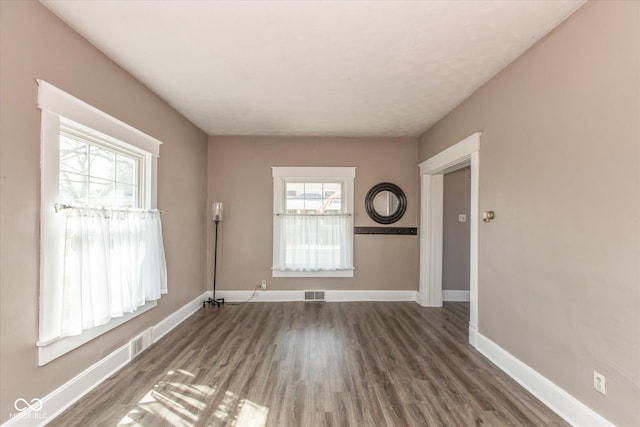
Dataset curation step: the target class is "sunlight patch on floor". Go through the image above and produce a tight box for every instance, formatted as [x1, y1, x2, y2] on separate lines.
[233, 399, 269, 427]
[117, 369, 268, 427]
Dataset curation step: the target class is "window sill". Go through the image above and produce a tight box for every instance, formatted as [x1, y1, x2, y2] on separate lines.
[37, 301, 157, 366]
[272, 269, 354, 278]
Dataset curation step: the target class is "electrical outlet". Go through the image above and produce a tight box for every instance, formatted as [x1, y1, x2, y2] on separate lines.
[593, 371, 606, 395]
[260, 280, 267, 290]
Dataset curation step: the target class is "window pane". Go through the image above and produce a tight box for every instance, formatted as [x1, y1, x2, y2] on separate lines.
[324, 198, 342, 212]
[89, 146, 115, 181]
[323, 183, 341, 197]
[284, 182, 344, 213]
[89, 177, 115, 206]
[59, 171, 88, 204]
[59, 135, 87, 174]
[116, 155, 137, 185]
[285, 182, 305, 212]
[304, 183, 322, 196]
[322, 183, 342, 213]
[115, 183, 137, 208]
[304, 183, 323, 212]
[286, 182, 304, 196]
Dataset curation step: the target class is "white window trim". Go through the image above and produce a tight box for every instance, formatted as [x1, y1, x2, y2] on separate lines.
[37, 81, 162, 156]
[272, 166, 355, 278]
[37, 302, 157, 366]
[37, 80, 162, 365]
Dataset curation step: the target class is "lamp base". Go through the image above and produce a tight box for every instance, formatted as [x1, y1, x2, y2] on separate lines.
[204, 297, 225, 308]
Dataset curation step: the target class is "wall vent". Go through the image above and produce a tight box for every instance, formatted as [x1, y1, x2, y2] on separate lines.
[304, 291, 326, 302]
[130, 328, 153, 360]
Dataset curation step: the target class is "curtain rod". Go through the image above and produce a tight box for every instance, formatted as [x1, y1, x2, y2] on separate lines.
[53, 203, 164, 215]
[275, 213, 351, 216]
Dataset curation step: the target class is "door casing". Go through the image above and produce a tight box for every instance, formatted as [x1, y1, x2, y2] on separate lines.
[418, 132, 480, 347]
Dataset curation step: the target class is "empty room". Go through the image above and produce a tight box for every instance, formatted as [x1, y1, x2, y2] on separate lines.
[0, 0, 638, 426]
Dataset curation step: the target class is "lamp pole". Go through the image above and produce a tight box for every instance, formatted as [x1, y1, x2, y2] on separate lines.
[205, 202, 225, 308]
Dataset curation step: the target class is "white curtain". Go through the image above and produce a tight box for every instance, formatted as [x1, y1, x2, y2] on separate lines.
[57, 207, 167, 338]
[274, 214, 353, 271]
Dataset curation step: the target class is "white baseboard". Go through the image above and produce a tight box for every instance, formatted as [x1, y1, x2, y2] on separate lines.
[327, 290, 417, 302]
[3, 344, 131, 427]
[442, 290, 470, 302]
[2, 292, 208, 427]
[468, 323, 478, 348]
[213, 290, 301, 302]
[476, 333, 614, 427]
[214, 289, 418, 303]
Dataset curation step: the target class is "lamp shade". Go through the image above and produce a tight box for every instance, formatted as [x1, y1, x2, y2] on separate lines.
[211, 202, 224, 221]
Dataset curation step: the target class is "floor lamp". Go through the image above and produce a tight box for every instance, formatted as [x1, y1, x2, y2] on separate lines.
[205, 202, 225, 308]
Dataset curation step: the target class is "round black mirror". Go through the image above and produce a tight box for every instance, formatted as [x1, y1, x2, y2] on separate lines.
[365, 182, 407, 224]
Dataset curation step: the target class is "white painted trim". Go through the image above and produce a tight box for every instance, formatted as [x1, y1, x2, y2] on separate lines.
[4, 344, 131, 427]
[39, 110, 64, 351]
[37, 301, 157, 365]
[419, 132, 480, 175]
[468, 324, 478, 348]
[37, 82, 163, 359]
[418, 133, 480, 343]
[36, 80, 162, 156]
[469, 150, 480, 331]
[442, 290, 470, 302]
[214, 290, 418, 303]
[417, 173, 429, 307]
[418, 173, 443, 307]
[216, 290, 302, 302]
[272, 269, 354, 278]
[272, 166, 355, 277]
[2, 293, 207, 427]
[327, 290, 417, 302]
[272, 166, 356, 178]
[476, 333, 615, 427]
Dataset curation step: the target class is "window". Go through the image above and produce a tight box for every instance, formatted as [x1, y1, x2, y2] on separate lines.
[284, 182, 342, 214]
[37, 80, 166, 365]
[59, 118, 144, 208]
[272, 167, 355, 278]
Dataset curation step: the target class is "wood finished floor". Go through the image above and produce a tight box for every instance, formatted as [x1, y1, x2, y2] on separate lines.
[51, 302, 568, 427]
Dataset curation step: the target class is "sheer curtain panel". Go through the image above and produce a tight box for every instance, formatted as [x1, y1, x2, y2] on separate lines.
[45, 207, 167, 341]
[274, 214, 353, 272]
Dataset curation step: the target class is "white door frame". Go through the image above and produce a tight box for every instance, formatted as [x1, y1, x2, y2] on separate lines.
[417, 132, 480, 347]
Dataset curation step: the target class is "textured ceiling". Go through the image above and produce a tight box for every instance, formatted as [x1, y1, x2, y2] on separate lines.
[41, 0, 584, 137]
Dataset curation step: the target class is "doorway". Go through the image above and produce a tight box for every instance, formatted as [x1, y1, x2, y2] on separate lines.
[443, 167, 471, 304]
[417, 132, 480, 347]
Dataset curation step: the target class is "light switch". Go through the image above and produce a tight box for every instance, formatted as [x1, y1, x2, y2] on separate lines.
[458, 214, 467, 223]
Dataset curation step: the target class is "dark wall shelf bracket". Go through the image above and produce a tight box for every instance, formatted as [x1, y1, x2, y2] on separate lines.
[354, 226, 417, 235]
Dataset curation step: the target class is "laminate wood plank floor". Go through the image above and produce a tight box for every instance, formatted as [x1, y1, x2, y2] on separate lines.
[51, 302, 568, 427]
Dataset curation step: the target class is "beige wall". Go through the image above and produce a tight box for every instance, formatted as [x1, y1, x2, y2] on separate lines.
[418, 1, 639, 425]
[207, 136, 418, 292]
[443, 167, 470, 291]
[0, 1, 208, 422]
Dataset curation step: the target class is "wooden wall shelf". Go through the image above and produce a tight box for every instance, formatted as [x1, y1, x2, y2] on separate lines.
[354, 227, 417, 235]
